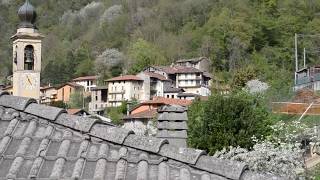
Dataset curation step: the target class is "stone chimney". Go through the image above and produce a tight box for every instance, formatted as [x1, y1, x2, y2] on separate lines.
[156, 105, 188, 147]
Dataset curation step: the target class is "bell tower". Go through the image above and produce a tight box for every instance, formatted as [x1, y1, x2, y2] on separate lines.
[12, 0, 44, 100]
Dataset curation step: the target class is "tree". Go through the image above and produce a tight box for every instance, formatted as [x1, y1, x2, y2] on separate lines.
[231, 66, 258, 90]
[95, 48, 125, 80]
[188, 91, 272, 154]
[128, 38, 167, 74]
[50, 101, 68, 109]
[68, 91, 84, 109]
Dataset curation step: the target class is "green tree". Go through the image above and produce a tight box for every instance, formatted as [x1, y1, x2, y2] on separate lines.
[68, 91, 84, 109]
[231, 66, 258, 90]
[128, 38, 167, 74]
[50, 101, 68, 109]
[188, 91, 272, 155]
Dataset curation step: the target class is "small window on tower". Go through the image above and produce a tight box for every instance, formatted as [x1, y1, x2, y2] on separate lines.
[24, 45, 34, 70]
[14, 46, 18, 64]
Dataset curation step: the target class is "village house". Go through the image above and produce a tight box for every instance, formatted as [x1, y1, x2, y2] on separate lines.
[72, 75, 98, 92]
[105, 75, 144, 107]
[122, 97, 192, 136]
[294, 65, 320, 91]
[56, 82, 83, 103]
[89, 86, 108, 115]
[164, 85, 184, 99]
[40, 85, 57, 104]
[175, 66, 211, 97]
[137, 71, 172, 99]
[145, 65, 212, 98]
[175, 57, 211, 73]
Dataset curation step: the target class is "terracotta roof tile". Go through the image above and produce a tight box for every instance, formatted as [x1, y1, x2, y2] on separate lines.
[106, 75, 143, 82]
[143, 72, 168, 81]
[123, 109, 158, 120]
[73, 75, 98, 81]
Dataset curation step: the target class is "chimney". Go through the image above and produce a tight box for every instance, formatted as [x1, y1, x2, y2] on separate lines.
[156, 105, 188, 148]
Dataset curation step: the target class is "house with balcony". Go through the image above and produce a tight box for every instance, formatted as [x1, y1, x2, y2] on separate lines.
[145, 65, 212, 98]
[105, 75, 144, 107]
[294, 65, 320, 91]
[73, 75, 98, 92]
[40, 85, 57, 104]
[174, 66, 211, 97]
[56, 82, 83, 103]
[89, 86, 108, 115]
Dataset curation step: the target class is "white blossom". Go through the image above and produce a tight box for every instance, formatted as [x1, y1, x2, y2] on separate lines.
[100, 5, 123, 25]
[60, 2, 104, 25]
[214, 141, 304, 179]
[245, 79, 269, 94]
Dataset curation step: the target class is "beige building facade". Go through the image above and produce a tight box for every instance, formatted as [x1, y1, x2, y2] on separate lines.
[106, 75, 144, 107]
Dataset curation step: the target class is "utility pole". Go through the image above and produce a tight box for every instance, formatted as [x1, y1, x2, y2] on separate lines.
[295, 33, 299, 71]
[295, 33, 298, 85]
[304, 48, 306, 68]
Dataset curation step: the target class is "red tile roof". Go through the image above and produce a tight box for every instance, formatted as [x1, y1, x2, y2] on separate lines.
[150, 96, 192, 106]
[73, 75, 98, 81]
[106, 75, 143, 82]
[130, 97, 192, 113]
[123, 109, 158, 120]
[143, 72, 168, 81]
[57, 82, 83, 89]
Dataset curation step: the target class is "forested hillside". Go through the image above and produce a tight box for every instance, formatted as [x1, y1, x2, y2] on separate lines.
[1, 0, 320, 99]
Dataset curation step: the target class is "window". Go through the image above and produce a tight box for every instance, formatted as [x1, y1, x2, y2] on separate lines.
[24, 45, 34, 70]
[70, 88, 72, 94]
[167, 95, 170, 98]
[171, 95, 174, 99]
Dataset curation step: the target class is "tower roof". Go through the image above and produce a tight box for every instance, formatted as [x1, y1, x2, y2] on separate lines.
[18, 0, 37, 28]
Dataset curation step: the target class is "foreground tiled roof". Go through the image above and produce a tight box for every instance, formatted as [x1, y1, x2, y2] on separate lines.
[106, 75, 143, 82]
[0, 91, 284, 179]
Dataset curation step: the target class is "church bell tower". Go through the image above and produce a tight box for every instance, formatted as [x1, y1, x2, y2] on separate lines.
[12, 0, 44, 100]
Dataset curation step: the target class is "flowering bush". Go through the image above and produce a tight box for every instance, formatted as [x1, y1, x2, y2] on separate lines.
[245, 79, 269, 94]
[214, 141, 304, 179]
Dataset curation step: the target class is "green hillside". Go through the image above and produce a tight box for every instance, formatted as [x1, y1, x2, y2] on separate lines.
[1, 0, 320, 98]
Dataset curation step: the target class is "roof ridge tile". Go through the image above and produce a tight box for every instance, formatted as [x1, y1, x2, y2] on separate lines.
[195, 155, 247, 180]
[123, 134, 168, 153]
[90, 123, 134, 144]
[24, 103, 66, 121]
[55, 113, 101, 133]
[0, 95, 36, 111]
[159, 144, 206, 165]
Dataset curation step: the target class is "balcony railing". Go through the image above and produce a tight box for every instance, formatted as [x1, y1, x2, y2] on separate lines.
[296, 77, 310, 85]
[108, 90, 125, 94]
